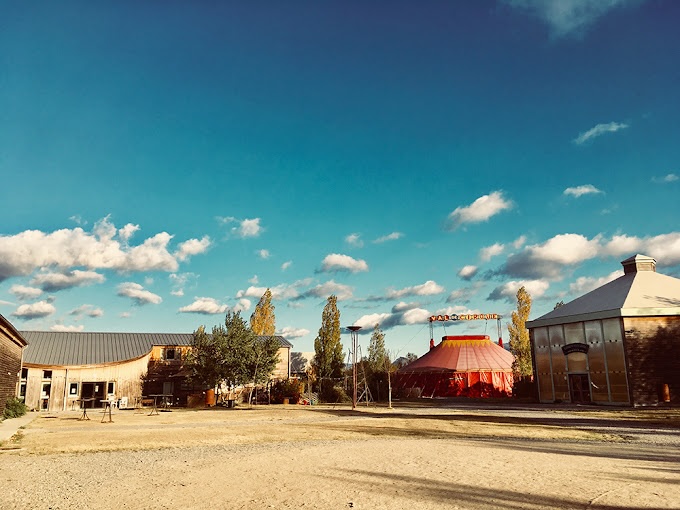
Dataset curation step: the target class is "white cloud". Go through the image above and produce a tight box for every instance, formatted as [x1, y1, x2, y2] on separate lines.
[573, 122, 629, 145]
[12, 300, 56, 319]
[570, 270, 623, 295]
[178, 297, 229, 315]
[277, 326, 310, 339]
[487, 280, 550, 302]
[499, 233, 601, 279]
[236, 281, 304, 301]
[118, 223, 140, 243]
[602, 232, 680, 267]
[0, 217, 212, 282]
[169, 272, 196, 298]
[50, 324, 85, 332]
[31, 270, 105, 292]
[119, 312, 132, 319]
[513, 235, 527, 249]
[294, 280, 354, 301]
[117, 282, 162, 305]
[9, 284, 43, 300]
[249, 275, 259, 284]
[176, 236, 211, 261]
[652, 173, 679, 184]
[69, 304, 104, 318]
[234, 298, 251, 313]
[373, 232, 404, 244]
[320, 254, 369, 273]
[457, 266, 479, 280]
[506, 0, 637, 37]
[447, 283, 484, 304]
[386, 280, 445, 299]
[216, 216, 263, 238]
[445, 191, 513, 231]
[564, 184, 603, 197]
[352, 305, 431, 331]
[480, 243, 505, 262]
[281, 261, 292, 271]
[352, 313, 393, 330]
[345, 233, 363, 247]
[257, 249, 271, 259]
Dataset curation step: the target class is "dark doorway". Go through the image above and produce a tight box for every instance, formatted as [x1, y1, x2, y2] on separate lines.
[568, 374, 591, 403]
[81, 382, 106, 408]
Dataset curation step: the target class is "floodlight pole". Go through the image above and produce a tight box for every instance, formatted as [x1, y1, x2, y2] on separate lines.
[347, 326, 362, 410]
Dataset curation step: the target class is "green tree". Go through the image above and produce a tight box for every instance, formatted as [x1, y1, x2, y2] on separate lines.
[367, 323, 387, 373]
[184, 325, 228, 389]
[250, 288, 276, 336]
[313, 295, 344, 392]
[508, 286, 533, 378]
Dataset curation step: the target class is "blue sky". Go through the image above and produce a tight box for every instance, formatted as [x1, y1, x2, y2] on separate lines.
[1, 0, 678, 357]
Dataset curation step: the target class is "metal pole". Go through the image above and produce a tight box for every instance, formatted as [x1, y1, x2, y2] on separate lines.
[347, 326, 362, 410]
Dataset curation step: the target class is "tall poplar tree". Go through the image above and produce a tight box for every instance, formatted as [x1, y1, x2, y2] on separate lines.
[313, 295, 344, 390]
[508, 286, 533, 378]
[250, 288, 276, 336]
[367, 323, 387, 373]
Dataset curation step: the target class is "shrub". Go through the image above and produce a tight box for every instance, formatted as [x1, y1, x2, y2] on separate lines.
[271, 378, 304, 404]
[3, 398, 28, 420]
[319, 385, 350, 404]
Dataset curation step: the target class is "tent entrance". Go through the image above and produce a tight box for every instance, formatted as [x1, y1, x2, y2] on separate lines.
[568, 374, 591, 403]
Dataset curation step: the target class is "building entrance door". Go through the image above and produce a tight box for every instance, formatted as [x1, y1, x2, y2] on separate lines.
[81, 382, 106, 408]
[568, 374, 591, 403]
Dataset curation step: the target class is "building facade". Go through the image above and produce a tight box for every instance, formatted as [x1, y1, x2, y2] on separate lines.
[0, 314, 27, 407]
[527, 255, 680, 406]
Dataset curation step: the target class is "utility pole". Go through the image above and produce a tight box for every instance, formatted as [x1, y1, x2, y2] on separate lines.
[347, 326, 362, 410]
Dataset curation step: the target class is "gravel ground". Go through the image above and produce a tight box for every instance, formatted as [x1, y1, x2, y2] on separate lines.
[1, 403, 679, 510]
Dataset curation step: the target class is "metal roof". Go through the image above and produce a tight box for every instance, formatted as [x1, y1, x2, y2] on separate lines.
[527, 255, 680, 329]
[20, 332, 292, 367]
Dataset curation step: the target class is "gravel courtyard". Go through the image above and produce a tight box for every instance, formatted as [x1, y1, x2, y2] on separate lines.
[1, 403, 679, 510]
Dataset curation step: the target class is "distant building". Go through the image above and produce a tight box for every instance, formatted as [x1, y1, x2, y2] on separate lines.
[19, 331, 292, 411]
[0, 314, 27, 406]
[527, 255, 680, 406]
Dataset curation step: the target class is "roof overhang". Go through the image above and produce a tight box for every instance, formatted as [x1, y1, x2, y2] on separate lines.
[527, 307, 680, 329]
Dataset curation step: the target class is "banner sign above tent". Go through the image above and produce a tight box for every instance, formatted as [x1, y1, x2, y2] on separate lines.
[429, 313, 500, 322]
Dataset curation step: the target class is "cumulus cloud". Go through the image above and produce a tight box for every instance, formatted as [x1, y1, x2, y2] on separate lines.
[0, 216, 211, 282]
[234, 298, 251, 313]
[319, 254, 369, 273]
[277, 326, 310, 339]
[447, 283, 484, 304]
[217, 217, 263, 238]
[281, 261, 292, 271]
[457, 266, 478, 281]
[176, 236, 211, 261]
[12, 300, 56, 319]
[345, 233, 363, 247]
[257, 249, 271, 259]
[652, 173, 679, 184]
[373, 232, 404, 244]
[505, 0, 637, 37]
[564, 184, 603, 197]
[293, 280, 354, 301]
[9, 284, 43, 300]
[249, 275, 259, 284]
[497, 233, 601, 279]
[480, 243, 505, 262]
[487, 280, 550, 302]
[352, 302, 432, 331]
[513, 235, 527, 249]
[118, 223, 140, 243]
[445, 191, 513, 231]
[69, 304, 104, 318]
[569, 270, 624, 295]
[386, 280, 445, 300]
[601, 232, 680, 267]
[178, 297, 229, 315]
[573, 122, 629, 145]
[50, 324, 85, 332]
[31, 270, 105, 292]
[169, 272, 197, 298]
[117, 282, 162, 305]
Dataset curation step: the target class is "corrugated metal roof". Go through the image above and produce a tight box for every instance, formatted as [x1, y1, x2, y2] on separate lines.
[20, 331, 292, 367]
[527, 263, 680, 329]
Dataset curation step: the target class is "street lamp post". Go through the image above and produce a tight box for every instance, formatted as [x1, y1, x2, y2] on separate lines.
[347, 326, 362, 410]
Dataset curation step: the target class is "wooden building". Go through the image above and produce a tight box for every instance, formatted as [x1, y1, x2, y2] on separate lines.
[527, 255, 680, 406]
[0, 314, 27, 407]
[19, 331, 292, 411]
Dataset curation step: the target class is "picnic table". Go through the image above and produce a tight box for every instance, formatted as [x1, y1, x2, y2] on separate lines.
[148, 394, 173, 416]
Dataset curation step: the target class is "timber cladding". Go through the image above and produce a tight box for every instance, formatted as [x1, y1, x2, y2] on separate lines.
[0, 317, 26, 407]
[623, 316, 680, 405]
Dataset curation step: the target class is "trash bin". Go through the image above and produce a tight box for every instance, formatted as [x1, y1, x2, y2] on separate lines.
[205, 389, 216, 407]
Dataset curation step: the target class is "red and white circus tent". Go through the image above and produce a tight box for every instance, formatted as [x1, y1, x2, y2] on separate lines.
[395, 335, 515, 398]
